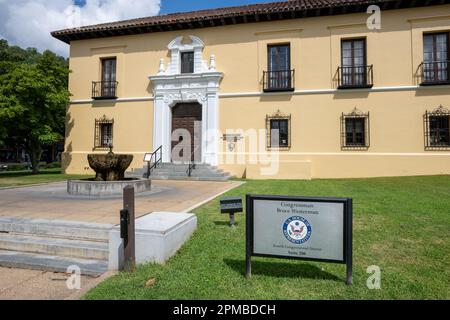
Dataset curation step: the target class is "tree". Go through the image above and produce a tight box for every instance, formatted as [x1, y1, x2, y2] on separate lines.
[0, 41, 69, 173]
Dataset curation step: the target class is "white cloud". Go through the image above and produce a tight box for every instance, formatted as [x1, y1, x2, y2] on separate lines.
[0, 0, 161, 56]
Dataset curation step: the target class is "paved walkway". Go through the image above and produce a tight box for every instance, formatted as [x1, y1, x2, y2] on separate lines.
[0, 180, 243, 224]
[0, 267, 115, 300]
[0, 180, 242, 300]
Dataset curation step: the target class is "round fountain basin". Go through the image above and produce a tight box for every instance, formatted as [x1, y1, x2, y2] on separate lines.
[67, 178, 152, 197]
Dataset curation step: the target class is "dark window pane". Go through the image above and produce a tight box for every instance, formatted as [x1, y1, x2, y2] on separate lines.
[345, 118, 366, 146]
[267, 44, 291, 90]
[429, 116, 450, 146]
[270, 119, 289, 147]
[100, 123, 113, 147]
[269, 45, 290, 71]
[341, 39, 367, 86]
[423, 33, 449, 82]
[181, 52, 194, 74]
[101, 58, 117, 97]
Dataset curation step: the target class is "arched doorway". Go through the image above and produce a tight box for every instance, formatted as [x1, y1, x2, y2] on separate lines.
[171, 103, 202, 163]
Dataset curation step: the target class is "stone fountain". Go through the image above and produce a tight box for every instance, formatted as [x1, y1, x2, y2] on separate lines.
[67, 147, 151, 198]
[87, 148, 133, 181]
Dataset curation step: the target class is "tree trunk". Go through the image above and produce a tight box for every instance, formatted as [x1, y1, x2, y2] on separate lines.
[26, 143, 42, 174]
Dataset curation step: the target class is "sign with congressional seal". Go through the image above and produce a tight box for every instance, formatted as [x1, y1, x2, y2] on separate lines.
[282, 216, 312, 245]
[245, 195, 353, 285]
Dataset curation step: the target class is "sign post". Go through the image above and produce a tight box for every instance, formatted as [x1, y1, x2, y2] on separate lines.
[121, 186, 136, 272]
[246, 195, 353, 285]
[220, 197, 243, 227]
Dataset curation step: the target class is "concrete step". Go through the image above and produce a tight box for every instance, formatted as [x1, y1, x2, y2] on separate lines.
[158, 163, 216, 169]
[134, 167, 221, 174]
[151, 170, 229, 177]
[152, 168, 226, 174]
[129, 163, 233, 181]
[0, 250, 107, 276]
[0, 217, 112, 242]
[0, 234, 109, 260]
[148, 175, 233, 182]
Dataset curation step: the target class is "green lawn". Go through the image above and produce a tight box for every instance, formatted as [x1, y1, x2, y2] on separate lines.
[0, 169, 89, 188]
[85, 176, 450, 300]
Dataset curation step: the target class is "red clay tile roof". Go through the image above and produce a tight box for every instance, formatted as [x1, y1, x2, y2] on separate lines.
[52, 0, 449, 44]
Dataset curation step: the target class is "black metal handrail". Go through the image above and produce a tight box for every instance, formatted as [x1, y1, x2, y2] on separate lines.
[263, 69, 295, 92]
[187, 146, 200, 177]
[419, 60, 450, 85]
[92, 81, 119, 99]
[146, 145, 163, 178]
[338, 65, 373, 89]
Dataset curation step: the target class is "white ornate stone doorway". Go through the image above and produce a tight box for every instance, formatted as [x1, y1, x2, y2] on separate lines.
[149, 36, 223, 166]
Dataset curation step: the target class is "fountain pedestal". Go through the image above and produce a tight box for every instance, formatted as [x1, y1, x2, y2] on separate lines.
[67, 150, 151, 198]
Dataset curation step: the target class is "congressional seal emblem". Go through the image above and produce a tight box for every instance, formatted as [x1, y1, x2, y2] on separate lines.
[283, 216, 312, 244]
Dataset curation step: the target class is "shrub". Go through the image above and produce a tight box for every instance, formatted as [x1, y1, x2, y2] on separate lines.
[44, 162, 61, 169]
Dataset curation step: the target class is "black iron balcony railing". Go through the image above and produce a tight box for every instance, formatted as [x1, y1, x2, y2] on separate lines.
[92, 81, 118, 99]
[263, 70, 295, 92]
[337, 65, 373, 89]
[420, 60, 450, 86]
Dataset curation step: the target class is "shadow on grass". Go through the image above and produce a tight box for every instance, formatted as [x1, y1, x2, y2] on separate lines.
[214, 221, 240, 227]
[224, 258, 342, 282]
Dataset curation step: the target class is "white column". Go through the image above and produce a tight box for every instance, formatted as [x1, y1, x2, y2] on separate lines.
[153, 95, 164, 151]
[201, 100, 208, 164]
[153, 94, 171, 163]
[204, 90, 219, 166]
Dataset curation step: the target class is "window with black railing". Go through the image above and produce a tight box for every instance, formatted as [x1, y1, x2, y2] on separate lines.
[420, 32, 449, 85]
[263, 70, 295, 92]
[420, 61, 450, 84]
[338, 65, 373, 89]
[92, 57, 118, 99]
[338, 38, 373, 89]
[92, 81, 119, 99]
[424, 105, 450, 149]
[264, 44, 294, 92]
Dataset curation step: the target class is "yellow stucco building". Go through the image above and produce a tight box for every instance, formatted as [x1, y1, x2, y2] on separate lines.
[52, 0, 450, 180]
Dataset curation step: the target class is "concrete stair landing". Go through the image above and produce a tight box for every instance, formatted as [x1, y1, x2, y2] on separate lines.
[131, 163, 233, 181]
[0, 217, 112, 276]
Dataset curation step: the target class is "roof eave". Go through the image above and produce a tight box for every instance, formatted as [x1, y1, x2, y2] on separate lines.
[50, 0, 450, 44]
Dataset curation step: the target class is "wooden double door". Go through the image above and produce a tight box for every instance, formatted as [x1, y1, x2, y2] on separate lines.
[171, 103, 202, 162]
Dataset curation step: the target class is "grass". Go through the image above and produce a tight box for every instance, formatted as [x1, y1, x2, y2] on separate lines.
[0, 168, 90, 188]
[84, 176, 450, 300]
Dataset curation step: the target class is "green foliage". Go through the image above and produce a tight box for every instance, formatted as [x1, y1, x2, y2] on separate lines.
[0, 40, 69, 172]
[44, 162, 62, 169]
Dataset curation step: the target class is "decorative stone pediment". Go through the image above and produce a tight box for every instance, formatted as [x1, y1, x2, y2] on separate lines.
[154, 35, 218, 76]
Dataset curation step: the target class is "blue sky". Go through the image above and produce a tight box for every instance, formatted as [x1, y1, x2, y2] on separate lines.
[75, 0, 277, 14]
[159, 0, 276, 14]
